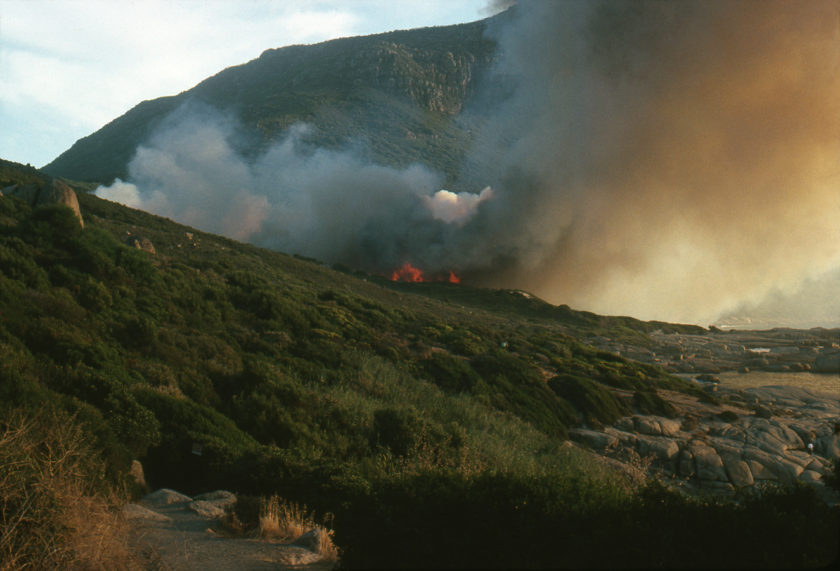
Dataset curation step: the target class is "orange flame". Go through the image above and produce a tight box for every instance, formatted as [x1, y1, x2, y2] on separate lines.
[391, 262, 424, 282]
[389, 263, 461, 284]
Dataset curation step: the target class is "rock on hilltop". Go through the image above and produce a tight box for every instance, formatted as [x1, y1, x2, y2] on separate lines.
[1, 179, 84, 227]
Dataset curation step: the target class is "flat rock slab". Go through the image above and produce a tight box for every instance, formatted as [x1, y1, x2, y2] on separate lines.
[122, 503, 172, 522]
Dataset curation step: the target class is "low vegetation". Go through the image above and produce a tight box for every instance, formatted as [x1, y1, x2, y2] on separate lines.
[0, 410, 136, 570]
[1, 161, 837, 568]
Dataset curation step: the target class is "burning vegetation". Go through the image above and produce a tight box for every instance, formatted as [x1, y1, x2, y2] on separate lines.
[390, 262, 460, 284]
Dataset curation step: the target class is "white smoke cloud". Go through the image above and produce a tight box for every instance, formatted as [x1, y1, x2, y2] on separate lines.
[424, 187, 494, 225]
[95, 104, 467, 271]
[94, 178, 145, 210]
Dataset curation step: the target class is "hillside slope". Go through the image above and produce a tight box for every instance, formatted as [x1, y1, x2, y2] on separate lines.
[42, 18, 502, 185]
[2, 160, 837, 569]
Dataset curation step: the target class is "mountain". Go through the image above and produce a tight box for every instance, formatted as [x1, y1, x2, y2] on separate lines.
[43, 16, 505, 185]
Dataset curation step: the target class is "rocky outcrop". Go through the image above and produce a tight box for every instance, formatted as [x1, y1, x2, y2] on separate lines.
[189, 490, 237, 519]
[292, 528, 326, 552]
[814, 352, 840, 373]
[142, 488, 193, 506]
[125, 234, 156, 254]
[2, 179, 84, 227]
[571, 385, 840, 500]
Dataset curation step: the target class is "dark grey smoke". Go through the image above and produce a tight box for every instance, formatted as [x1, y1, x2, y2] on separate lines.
[454, 0, 840, 326]
[98, 1, 840, 327]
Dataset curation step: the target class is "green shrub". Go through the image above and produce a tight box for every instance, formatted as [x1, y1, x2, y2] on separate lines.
[548, 375, 629, 427]
[632, 389, 677, 418]
[134, 388, 258, 491]
[471, 351, 574, 437]
[419, 352, 479, 393]
[371, 407, 421, 456]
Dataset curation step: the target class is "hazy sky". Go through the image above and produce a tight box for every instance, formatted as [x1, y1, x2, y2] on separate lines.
[0, 0, 491, 168]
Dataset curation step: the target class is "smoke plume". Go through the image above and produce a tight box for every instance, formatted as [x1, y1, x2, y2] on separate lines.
[98, 0, 840, 327]
[456, 0, 840, 326]
[96, 105, 459, 272]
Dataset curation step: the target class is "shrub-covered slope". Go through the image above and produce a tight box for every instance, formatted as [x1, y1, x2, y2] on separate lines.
[2, 160, 697, 479]
[2, 162, 837, 569]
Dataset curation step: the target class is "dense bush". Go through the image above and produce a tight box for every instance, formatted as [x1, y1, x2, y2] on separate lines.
[633, 389, 677, 418]
[419, 352, 480, 393]
[471, 351, 575, 437]
[1, 169, 835, 569]
[548, 374, 630, 427]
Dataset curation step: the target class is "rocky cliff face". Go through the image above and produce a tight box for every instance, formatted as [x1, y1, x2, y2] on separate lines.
[356, 42, 483, 114]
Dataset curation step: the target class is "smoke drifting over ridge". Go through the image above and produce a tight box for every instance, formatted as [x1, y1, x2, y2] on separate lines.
[97, 1, 840, 327]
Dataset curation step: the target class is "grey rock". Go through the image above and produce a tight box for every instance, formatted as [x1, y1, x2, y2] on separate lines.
[814, 353, 840, 373]
[786, 450, 814, 466]
[125, 235, 156, 254]
[805, 457, 826, 474]
[636, 435, 680, 461]
[292, 528, 324, 553]
[194, 490, 237, 503]
[569, 428, 618, 451]
[713, 423, 747, 442]
[4, 180, 84, 227]
[678, 450, 695, 477]
[753, 405, 773, 419]
[188, 500, 227, 519]
[122, 503, 171, 522]
[772, 458, 805, 485]
[720, 454, 754, 487]
[744, 418, 804, 454]
[658, 418, 682, 437]
[129, 459, 146, 489]
[634, 416, 662, 436]
[816, 433, 840, 459]
[692, 445, 728, 481]
[142, 488, 192, 506]
[189, 490, 237, 518]
[615, 417, 635, 432]
[747, 459, 777, 480]
[603, 427, 638, 447]
[800, 469, 823, 484]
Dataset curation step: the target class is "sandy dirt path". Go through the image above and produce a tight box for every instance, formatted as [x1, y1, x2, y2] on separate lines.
[124, 490, 335, 571]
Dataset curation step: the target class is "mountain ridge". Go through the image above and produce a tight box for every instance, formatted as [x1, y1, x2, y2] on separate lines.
[43, 15, 507, 186]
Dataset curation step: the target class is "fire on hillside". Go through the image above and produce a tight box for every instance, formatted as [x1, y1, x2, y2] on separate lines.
[390, 262, 460, 284]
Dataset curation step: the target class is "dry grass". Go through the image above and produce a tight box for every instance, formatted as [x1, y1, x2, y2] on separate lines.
[259, 495, 339, 562]
[0, 409, 139, 570]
